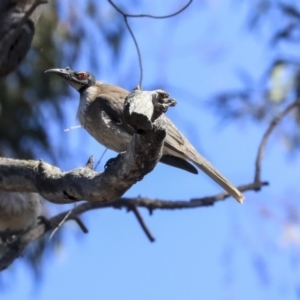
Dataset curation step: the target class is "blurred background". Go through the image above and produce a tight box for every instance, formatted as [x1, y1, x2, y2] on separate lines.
[1, 0, 300, 299]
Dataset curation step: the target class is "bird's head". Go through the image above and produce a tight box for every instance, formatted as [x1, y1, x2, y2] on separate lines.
[45, 67, 96, 92]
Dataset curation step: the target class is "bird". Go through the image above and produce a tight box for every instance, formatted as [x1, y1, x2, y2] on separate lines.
[45, 67, 244, 203]
[0, 192, 44, 257]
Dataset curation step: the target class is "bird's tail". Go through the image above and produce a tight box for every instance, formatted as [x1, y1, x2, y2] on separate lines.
[163, 117, 244, 203]
[191, 155, 244, 203]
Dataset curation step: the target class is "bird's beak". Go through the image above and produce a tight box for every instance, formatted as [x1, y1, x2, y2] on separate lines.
[45, 67, 86, 92]
[44, 67, 73, 80]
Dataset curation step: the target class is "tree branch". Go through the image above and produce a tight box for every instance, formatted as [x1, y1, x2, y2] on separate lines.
[2, 89, 294, 270]
[129, 205, 155, 242]
[107, 0, 193, 87]
[254, 100, 300, 183]
[108, 0, 193, 19]
[0, 179, 265, 271]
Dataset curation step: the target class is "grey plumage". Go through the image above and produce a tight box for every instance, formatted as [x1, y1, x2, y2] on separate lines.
[45, 67, 244, 203]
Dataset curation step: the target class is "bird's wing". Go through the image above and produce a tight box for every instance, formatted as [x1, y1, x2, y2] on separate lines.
[88, 83, 136, 136]
[86, 86, 199, 173]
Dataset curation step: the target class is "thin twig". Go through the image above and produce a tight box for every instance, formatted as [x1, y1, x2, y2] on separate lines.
[124, 16, 143, 87]
[95, 148, 108, 171]
[108, 0, 193, 19]
[64, 125, 82, 132]
[107, 0, 193, 89]
[254, 100, 300, 183]
[48, 204, 76, 241]
[130, 205, 155, 242]
[71, 216, 88, 233]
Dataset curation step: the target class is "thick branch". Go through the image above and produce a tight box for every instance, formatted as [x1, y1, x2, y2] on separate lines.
[124, 87, 176, 131]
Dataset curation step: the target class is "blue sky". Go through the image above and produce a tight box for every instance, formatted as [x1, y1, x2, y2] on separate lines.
[3, 0, 300, 299]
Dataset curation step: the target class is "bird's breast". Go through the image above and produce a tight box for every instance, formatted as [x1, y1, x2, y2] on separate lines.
[77, 97, 131, 152]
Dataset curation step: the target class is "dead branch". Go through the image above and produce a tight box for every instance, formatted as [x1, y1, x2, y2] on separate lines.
[107, 0, 193, 87]
[254, 100, 300, 183]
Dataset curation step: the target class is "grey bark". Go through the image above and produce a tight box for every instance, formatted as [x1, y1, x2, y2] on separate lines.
[124, 86, 176, 131]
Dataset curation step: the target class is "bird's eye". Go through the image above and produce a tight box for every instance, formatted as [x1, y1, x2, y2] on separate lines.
[78, 73, 88, 79]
